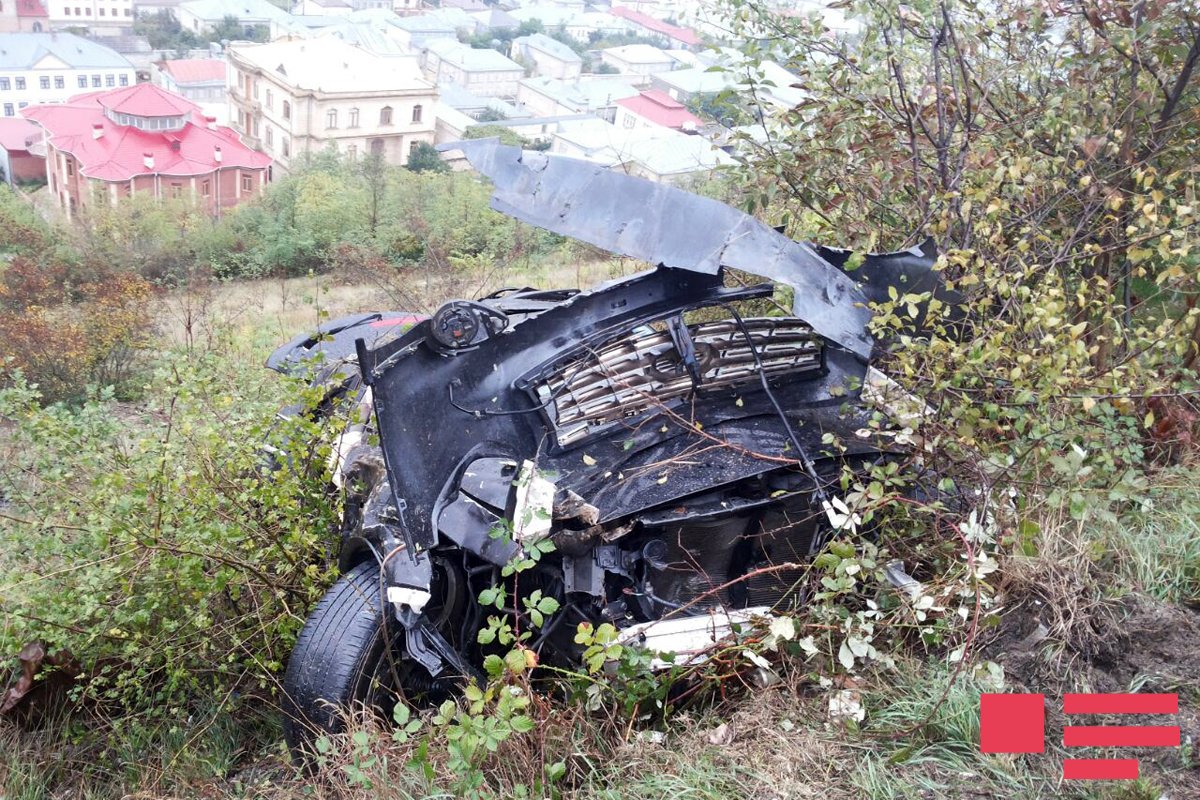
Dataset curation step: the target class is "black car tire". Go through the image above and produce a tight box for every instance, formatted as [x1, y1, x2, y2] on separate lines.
[281, 560, 396, 760]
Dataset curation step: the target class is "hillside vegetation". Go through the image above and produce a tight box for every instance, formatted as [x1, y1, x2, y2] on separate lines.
[2, 0, 1200, 797]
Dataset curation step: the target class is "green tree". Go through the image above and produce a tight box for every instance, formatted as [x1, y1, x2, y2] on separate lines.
[406, 141, 451, 174]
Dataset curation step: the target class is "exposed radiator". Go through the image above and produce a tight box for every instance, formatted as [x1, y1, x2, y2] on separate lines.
[530, 317, 823, 447]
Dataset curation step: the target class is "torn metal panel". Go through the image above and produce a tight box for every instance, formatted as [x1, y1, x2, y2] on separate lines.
[445, 139, 875, 359]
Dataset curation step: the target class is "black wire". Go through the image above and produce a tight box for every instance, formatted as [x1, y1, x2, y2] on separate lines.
[448, 380, 559, 418]
[719, 303, 832, 508]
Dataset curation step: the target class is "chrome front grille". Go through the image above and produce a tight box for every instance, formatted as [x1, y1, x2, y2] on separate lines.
[530, 317, 822, 447]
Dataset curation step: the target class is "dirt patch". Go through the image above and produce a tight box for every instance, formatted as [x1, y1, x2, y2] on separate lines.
[984, 594, 1200, 793]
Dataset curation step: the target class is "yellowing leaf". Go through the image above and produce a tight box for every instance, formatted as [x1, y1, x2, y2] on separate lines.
[582, 454, 597, 466]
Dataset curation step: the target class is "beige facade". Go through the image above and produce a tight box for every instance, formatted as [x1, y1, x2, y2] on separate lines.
[227, 38, 436, 172]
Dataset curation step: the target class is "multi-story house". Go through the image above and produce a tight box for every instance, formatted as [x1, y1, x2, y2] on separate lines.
[600, 44, 675, 76]
[227, 37, 436, 171]
[177, 0, 294, 38]
[0, 33, 135, 119]
[42, 0, 134, 31]
[153, 57, 226, 122]
[22, 82, 270, 219]
[0, 0, 49, 33]
[613, 88, 700, 132]
[510, 33, 581, 81]
[421, 39, 522, 99]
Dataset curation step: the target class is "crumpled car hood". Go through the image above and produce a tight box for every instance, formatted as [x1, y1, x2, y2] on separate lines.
[445, 139, 875, 359]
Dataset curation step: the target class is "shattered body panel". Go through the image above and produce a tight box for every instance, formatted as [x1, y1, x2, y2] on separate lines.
[444, 140, 876, 359]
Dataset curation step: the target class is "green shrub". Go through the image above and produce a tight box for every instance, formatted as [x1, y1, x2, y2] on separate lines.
[0, 353, 341, 713]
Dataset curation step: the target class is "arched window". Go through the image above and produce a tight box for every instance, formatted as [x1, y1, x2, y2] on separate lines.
[282, 100, 291, 120]
[379, 106, 393, 125]
[349, 107, 359, 127]
[326, 108, 337, 129]
[411, 104, 423, 124]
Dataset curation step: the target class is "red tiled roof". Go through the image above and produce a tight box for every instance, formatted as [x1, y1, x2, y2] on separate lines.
[0, 118, 40, 151]
[610, 7, 701, 47]
[158, 58, 227, 85]
[16, 0, 49, 18]
[98, 83, 196, 116]
[615, 89, 701, 130]
[21, 85, 270, 182]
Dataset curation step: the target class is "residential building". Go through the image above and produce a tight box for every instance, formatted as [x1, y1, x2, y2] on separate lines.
[313, 17, 410, 56]
[22, 83, 270, 218]
[613, 88, 699, 131]
[0, 0, 48, 32]
[177, 0, 294, 37]
[649, 65, 735, 104]
[388, 11, 459, 49]
[133, 0, 184, 16]
[43, 0, 134, 30]
[600, 43, 675, 75]
[154, 58, 224, 103]
[0, 116, 43, 183]
[506, 7, 630, 43]
[609, 6, 701, 50]
[510, 33, 581, 80]
[422, 40, 522, 99]
[469, 7, 516, 36]
[294, 0, 353, 14]
[227, 37, 436, 171]
[86, 34, 156, 73]
[0, 33, 135, 119]
[153, 57, 226, 122]
[438, 81, 518, 119]
[516, 75, 637, 121]
[549, 116, 730, 184]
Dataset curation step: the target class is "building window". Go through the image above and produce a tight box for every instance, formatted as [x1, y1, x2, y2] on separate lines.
[411, 104, 422, 123]
[349, 107, 359, 127]
[105, 74, 114, 87]
[252, 81, 258, 99]
[55, 76, 64, 89]
[78, 75, 87, 88]
[346, 144, 357, 161]
[201, 180, 211, 196]
[265, 126, 273, 147]
[379, 105, 392, 125]
[325, 109, 337, 128]
[119, 74, 128, 86]
[241, 174, 253, 192]
[74, 5, 79, 12]
[84, 6, 89, 12]
[170, 182, 182, 198]
[265, 88, 272, 109]
[15, 78, 24, 90]
[40, 77, 50, 90]
[66, 159, 74, 177]
[64, 4, 69, 10]
[2, 104, 11, 117]
[408, 140, 418, 155]
[0, 78, 8, 90]
[281, 137, 289, 157]
[98, 6, 104, 14]
[92, 75, 101, 87]
[282, 100, 290, 119]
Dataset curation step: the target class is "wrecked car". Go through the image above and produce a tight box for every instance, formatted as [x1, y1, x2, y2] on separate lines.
[272, 141, 952, 756]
